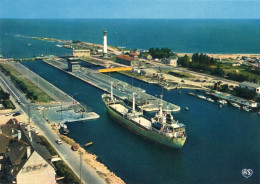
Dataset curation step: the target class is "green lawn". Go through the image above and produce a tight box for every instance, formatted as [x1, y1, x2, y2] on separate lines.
[0, 63, 53, 103]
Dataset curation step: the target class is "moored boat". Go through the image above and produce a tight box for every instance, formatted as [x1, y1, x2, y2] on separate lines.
[231, 102, 240, 108]
[188, 92, 195, 96]
[197, 95, 206, 100]
[102, 83, 187, 149]
[207, 98, 214, 103]
[242, 106, 251, 112]
[85, 142, 94, 147]
[217, 99, 227, 105]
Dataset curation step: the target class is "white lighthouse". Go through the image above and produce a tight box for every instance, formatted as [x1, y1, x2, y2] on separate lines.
[103, 29, 108, 58]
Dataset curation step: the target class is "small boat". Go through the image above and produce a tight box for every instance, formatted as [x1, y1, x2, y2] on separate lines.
[217, 99, 227, 105]
[231, 102, 240, 108]
[205, 91, 211, 95]
[219, 104, 223, 108]
[188, 92, 195, 96]
[27, 43, 31, 46]
[207, 98, 214, 103]
[178, 91, 181, 95]
[242, 106, 250, 112]
[185, 107, 189, 111]
[197, 95, 206, 100]
[258, 111, 260, 115]
[85, 142, 93, 147]
[56, 44, 63, 47]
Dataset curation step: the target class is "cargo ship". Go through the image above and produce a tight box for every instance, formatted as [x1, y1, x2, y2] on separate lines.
[101, 84, 187, 149]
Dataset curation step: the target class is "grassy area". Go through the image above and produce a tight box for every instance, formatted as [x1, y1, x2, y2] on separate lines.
[0, 63, 53, 103]
[137, 60, 153, 68]
[81, 58, 104, 65]
[119, 70, 145, 80]
[219, 63, 260, 82]
[2, 100, 15, 109]
[39, 135, 81, 184]
[0, 86, 15, 109]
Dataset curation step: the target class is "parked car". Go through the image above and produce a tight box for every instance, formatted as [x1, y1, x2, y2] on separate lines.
[5, 113, 11, 116]
[71, 145, 79, 151]
[37, 106, 45, 110]
[56, 139, 62, 145]
[13, 112, 21, 117]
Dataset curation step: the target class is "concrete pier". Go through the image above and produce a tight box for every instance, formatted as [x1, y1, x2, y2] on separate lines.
[43, 57, 181, 112]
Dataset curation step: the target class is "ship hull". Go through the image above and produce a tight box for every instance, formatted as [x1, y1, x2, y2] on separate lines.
[105, 101, 186, 149]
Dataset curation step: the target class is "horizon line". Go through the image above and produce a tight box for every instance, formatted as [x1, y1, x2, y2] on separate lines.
[1, 17, 260, 20]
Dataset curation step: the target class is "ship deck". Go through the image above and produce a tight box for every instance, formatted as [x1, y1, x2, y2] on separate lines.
[110, 103, 128, 115]
[132, 117, 151, 129]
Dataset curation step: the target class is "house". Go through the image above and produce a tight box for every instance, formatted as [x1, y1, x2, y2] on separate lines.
[0, 122, 56, 184]
[115, 55, 138, 66]
[239, 81, 260, 94]
[161, 56, 178, 67]
[129, 52, 139, 58]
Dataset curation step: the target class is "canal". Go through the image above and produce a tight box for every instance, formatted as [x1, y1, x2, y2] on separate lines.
[22, 60, 260, 184]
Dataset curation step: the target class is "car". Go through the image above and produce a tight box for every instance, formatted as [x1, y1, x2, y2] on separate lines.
[13, 112, 21, 117]
[71, 145, 79, 151]
[56, 139, 62, 145]
[37, 106, 45, 110]
[5, 113, 11, 116]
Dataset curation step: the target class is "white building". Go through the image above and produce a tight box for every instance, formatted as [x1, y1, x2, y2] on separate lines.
[73, 49, 90, 57]
[239, 81, 260, 94]
[161, 56, 178, 67]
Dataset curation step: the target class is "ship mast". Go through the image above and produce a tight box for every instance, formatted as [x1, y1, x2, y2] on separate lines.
[132, 92, 136, 113]
[159, 95, 163, 116]
[110, 82, 114, 102]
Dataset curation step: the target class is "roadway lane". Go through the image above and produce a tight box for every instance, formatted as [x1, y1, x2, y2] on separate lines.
[0, 70, 105, 184]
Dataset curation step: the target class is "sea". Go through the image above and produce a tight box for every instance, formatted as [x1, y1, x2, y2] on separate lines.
[1, 19, 260, 184]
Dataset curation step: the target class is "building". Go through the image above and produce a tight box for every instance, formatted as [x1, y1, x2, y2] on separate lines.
[239, 81, 260, 94]
[73, 49, 90, 57]
[68, 61, 81, 72]
[161, 56, 178, 67]
[0, 122, 56, 184]
[115, 55, 138, 66]
[129, 52, 139, 58]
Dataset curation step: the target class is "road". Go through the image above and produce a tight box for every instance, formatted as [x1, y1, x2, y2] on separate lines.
[0, 70, 105, 184]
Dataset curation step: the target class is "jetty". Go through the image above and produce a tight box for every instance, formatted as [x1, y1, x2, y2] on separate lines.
[42, 57, 181, 112]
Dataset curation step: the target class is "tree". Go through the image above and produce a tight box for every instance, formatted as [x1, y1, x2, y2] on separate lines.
[177, 54, 189, 67]
[211, 65, 225, 77]
[234, 87, 256, 100]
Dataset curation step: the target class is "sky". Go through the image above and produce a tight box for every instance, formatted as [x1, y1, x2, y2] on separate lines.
[0, 0, 260, 19]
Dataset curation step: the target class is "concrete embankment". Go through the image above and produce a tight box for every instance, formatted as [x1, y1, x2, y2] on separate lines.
[43, 58, 181, 111]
